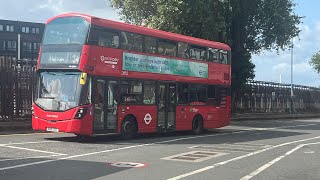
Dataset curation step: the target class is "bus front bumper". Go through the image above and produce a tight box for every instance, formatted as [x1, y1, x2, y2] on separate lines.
[32, 116, 92, 136]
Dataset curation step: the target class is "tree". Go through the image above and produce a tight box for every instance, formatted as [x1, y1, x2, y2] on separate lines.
[110, 0, 301, 94]
[310, 51, 320, 74]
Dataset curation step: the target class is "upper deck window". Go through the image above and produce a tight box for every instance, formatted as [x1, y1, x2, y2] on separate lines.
[120, 32, 142, 51]
[208, 48, 219, 62]
[144, 36, 157, 54]
[178, 42, 189, 58]
[43, 17, 89, 45]
[158, 39, 177, 56]
[189, 45, 206, 61]
[220, 50, 228, 64]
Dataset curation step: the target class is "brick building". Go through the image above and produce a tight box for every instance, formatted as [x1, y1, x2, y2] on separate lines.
[0, 19, 44, 59]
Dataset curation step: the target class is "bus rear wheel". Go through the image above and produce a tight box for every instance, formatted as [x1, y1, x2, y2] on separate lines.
[121, 117, 137, 139]
[192, 116, 203, 135]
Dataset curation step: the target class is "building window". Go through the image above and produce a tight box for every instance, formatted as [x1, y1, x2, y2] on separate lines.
[0, 40, 5, 51]
[22, 26, 30, 33]
[32, 27, 36, 34]
[32, 42, 40, 52]
[7, 40, 17, 51]
[6, 25, 14, 32]
[0, 25, 3, 31]
[23, 42, 32, 52]
[33, 43, 38, 52]
[36, 27, 40, 34]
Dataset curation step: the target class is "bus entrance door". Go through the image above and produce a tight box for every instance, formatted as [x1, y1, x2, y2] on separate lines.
[93, 79, 118, 134]
[158, 82, 176, 131]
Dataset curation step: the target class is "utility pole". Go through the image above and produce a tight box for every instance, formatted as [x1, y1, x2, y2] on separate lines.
[290, 38, 294, 114]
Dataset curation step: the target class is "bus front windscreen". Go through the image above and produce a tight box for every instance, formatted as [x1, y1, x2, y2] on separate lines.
[40, 17, 90, 69]
[35, 72, 90, 111]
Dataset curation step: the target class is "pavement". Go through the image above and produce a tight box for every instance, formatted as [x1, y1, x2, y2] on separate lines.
[0, 118, 320, 179]
[1, 112, 320, 134]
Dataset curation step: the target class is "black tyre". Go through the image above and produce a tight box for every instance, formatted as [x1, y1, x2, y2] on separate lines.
[121, 117, 137, 139]
[192, 116, 203, 135]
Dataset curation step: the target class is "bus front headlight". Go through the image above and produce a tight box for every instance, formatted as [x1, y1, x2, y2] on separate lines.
[74, 107, 88, 119]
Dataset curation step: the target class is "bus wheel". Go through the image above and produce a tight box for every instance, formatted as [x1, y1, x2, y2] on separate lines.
[192, 115, 203, 135]
[121, 117, 137, 139]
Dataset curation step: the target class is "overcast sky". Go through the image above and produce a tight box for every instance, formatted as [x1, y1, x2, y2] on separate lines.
[0, 0, 319, 87]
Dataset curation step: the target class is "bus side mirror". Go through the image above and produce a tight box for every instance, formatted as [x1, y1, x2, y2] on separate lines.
[80, 73, 87, 85]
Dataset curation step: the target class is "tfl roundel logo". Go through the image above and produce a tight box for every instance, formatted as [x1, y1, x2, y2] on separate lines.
[144, 113, 152, 125]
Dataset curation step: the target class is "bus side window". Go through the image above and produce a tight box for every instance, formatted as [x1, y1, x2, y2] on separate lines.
[99, 30, 119, 48]
[178, 42, 190, 58]
[158, 39, 177, 56]
[143, 81, 156, 104]
[88, 28, 99, 45]
[120, 32, 143, 51]
[144, 36, 157, 54]
[220, 50, 228, 64]
[120, 80, 143, 104]
[208, 85, 217, 105]
[189, 45, 207, 61]
[189, 84, 207, 105]
[208, 85, 219, 105]
[208, 48, 219, 62]
[177, 83, 188, 104]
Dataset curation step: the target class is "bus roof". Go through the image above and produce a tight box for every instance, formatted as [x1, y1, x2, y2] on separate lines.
[47, 13, 231, 51]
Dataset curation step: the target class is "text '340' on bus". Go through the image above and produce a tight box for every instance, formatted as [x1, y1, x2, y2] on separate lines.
[32, 13, 231, 139]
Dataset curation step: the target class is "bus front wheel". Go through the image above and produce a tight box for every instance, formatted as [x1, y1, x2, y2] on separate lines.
[121, 117, 137, 139]
[192, 115, 203, 135]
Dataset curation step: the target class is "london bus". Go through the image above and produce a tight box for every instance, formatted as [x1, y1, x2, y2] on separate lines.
[32, 13, 231, 139]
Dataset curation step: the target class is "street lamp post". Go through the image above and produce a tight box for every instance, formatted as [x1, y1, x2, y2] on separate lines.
[290, 38, 294, 114]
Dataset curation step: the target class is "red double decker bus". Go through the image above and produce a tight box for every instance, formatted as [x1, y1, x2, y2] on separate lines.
[32, 13, 231, 138]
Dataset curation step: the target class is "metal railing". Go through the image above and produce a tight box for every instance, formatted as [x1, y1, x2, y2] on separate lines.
[0, 56, 36, 119]
[234, 81, 320, 113]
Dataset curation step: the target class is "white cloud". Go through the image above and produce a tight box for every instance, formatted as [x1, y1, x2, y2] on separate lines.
[253, 22, 320, 87]
[0, 0, 120, 23]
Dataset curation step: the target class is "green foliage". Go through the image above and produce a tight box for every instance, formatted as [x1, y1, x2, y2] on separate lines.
[310, 51, 320, 74]
[110, 0, 301, 92]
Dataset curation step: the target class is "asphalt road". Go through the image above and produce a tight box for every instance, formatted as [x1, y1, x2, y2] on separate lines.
[1, 118, 320, 180]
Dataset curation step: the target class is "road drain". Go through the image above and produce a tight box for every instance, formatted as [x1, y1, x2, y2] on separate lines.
[162, 151, 227, 162]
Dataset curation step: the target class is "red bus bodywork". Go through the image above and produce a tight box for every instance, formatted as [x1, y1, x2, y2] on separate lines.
[32, 13, 231, 136]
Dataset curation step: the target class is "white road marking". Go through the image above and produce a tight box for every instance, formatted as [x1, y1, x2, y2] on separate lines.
[2, 145, 67, 156]
[0, 154, 62, 162]
[0, 130, 246, 171]
[0, 141, 59, 146]
[240, 141, 320, 180]
[233, 123, 317, 131]
[0, 123, 318, 172]
[0, 133, 53, 137]
[168, 136, 320, 180]
[304, 150, 315, 154]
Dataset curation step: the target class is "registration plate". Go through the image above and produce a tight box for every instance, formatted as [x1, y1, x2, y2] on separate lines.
[46, 127, 59, 132]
